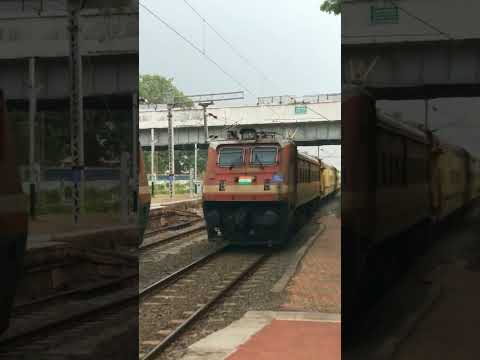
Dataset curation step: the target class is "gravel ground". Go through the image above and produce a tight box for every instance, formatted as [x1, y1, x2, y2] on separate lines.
[139, 250, 264, 357]
[0, 295, 139, 360]
[140, 231, 223, 290]
[344, 200, 480, 359]
[154, 195, 340, 360]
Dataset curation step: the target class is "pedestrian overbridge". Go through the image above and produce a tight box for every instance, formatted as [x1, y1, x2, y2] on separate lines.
[139, 96, 341, 150]
[342, 0, 480, 100]
[0, 5, 138, 109]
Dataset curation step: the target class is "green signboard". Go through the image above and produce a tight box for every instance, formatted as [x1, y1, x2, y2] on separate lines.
[295, 105, 307, 115]
[370, 5, 399, 24]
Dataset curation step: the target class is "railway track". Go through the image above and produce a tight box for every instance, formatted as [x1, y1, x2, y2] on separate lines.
[0, 235, 199, 350]
[139, 247, 269, 360]
[144, 218, 204, 239]
[0, 233, 223, 356]
[145, 208, 203, 240]
[0, 276, 138, 352]
[141, 222, 206, 252]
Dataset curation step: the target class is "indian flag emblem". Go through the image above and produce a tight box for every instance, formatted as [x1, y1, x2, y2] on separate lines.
[238, 176, 253, 185]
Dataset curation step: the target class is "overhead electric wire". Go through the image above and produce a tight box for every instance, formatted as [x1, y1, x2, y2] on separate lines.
[180, 1, 334, 123]
[139, 3, 289, 123]
[180, 0, 288, 123]
[140, 2, 334, 124]
[140, 2, 255, 97]
[182, 0, 278, 86]
[303, 104, 332, 121]
[389, 0, 452, 40]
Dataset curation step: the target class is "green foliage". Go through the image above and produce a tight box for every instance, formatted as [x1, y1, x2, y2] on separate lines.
[36, 186, 121, 215]
[84, 110, 132, 165]
[320, 0, 341, 14]
[151, 183, 191, 195]
[144, 149, 208, 177]
[10, 109, 132, 167]
[139, 74, 193, 107]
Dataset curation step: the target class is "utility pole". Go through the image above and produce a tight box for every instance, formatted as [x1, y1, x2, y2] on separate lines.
[199, 101, 214, 143]
[68, 3, 84, 224]
[28, 57, 37, 219]
[132, 93, 138, 213]
[194, 143, 198, 195]
[150, 128, 155, 181]
[167, 104, 175, 199]
[194, 143, 198, 181]
[141, 92, 244, 199]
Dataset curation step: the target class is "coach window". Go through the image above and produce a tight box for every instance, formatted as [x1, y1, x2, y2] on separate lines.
[382, 153, 387, 186]
[389, 154, 394, 186]
[377, 153, 382, 186]
[218, 147, 244, 167]
[251, 147, 278, 166]
[394, 158, 399, 185]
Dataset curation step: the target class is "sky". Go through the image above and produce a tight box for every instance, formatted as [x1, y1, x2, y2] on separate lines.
[139, 0, 341, 168]
[139, 0, 340, 100]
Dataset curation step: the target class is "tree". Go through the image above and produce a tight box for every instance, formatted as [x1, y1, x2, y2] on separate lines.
[320, 0, 341, 15]
[144, 149, 208, 177]
[139, 74, 193, 107]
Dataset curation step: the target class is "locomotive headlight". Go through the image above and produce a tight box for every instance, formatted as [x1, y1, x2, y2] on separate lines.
[264, 179, 271, 191]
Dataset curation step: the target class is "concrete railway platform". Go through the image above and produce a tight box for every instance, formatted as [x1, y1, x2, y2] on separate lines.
[182, 311, 340, 360]
[21, 198, 204, 306]
[344, 201, 480, 360]
[181, 200, 341, 360]
[151, 197, 202, 211]
[26, 197, 201, 249]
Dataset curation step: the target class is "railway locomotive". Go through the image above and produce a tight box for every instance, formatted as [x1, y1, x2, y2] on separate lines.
[342, 85, 480, 320]
[202, 128, 339, 246]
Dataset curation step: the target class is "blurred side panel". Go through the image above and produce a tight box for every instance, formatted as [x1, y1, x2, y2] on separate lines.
[0, 1, 140, 358]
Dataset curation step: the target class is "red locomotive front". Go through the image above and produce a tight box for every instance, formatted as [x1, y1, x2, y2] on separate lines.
[202, 129, 296, 245]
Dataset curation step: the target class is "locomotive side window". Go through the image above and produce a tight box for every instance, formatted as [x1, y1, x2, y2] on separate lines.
[251, 147, 278, 166]
[218, 147, 244, 167]
[402, 144, 408, 186]
[382, 153, 387, 186]
[389, 153, 394, 186]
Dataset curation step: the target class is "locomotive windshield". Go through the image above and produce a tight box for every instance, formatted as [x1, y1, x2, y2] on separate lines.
[251, 147, 277, 166]
[218, 147, 244, 167]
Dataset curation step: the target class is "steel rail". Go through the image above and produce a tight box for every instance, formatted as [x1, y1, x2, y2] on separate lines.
[144, 218, 204, 238]
[13, 273, 137, 311]
[0, 242, 222, 349]
[140, 223, 206, 251]
[0, 285, 137, 347]
[140, 245, 227, 298]
[140, 252, 268, 360]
